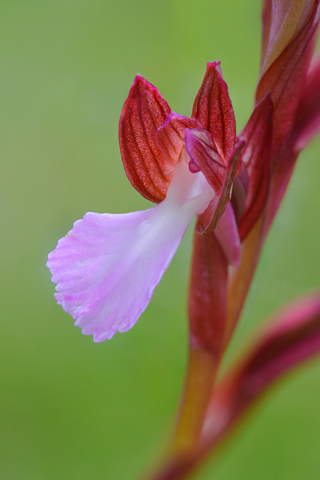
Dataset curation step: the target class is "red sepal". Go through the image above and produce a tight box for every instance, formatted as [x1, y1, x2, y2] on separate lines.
[119, 75, 172, 203]
[192, 62, 236, 160]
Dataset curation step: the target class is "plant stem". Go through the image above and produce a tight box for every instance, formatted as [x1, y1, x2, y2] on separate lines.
[170, 347, 218, 455]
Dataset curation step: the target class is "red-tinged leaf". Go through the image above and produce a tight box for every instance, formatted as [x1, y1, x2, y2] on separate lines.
[184, 128, 227, 194]
[188, 231, 228, 355]
[256, 2, 320, 157]
[203, 293, 320, 445]
[260, 0, 315, 77]
[237, 95, 273, 241]
[153, 293, 320, 480]
[155, 112, 201, 164]
[192, 62, 236, 160]
[119, 75, 172, 203]
[196, 139, 245, 234]
[293, 52, 320, 150]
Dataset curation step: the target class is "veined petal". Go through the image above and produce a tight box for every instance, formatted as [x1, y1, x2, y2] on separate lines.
[155, 111, 202, 164]
[192, 62, 236, 160]
[47, 158, 214, 342]
[119, 75, 172, 203]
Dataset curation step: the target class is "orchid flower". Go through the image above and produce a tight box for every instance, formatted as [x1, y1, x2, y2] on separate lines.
[150, 1, 320, 477]
[47, 0, 320, 478]
[47, 63, 244, 342]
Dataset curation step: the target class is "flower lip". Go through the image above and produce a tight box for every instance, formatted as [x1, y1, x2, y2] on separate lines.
[47, 148, 216, 342]
[48, 62, 242, 342]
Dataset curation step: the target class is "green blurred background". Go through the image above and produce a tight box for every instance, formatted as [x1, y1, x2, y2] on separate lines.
[1, 1, 320, 479]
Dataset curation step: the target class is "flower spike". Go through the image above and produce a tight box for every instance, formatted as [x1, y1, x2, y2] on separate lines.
[48, 67, 239, 341]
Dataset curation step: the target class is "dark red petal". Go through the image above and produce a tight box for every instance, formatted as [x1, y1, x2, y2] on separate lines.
[184, 128, 227, 194]
[237, 95, 273, 241]
[256, 2, 320, 157]
[293, 52, 320, 150]
[119, 75, 172, 203]
[196, 139, 245, 234]
[192, 62, 236, 160]
[155, 112, 201, 164]
[188, 231, 228, 355]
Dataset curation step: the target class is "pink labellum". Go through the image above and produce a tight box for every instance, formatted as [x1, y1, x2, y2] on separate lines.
[119, 75, 172, 203]
[236, 95, 273, 241]
[47, 154, 215, 342]
[192, 62, 236, 160]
